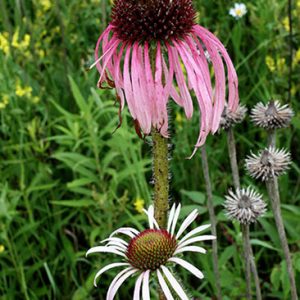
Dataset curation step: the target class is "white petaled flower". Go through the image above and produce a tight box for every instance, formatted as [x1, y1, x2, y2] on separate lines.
[229, 3, 247, 19]
[250, 100, 294, 129]
[219, 104, 247, 131]
[86, 204, 215, 300]
[245, 147, 291, 181]
[224, 187, 267, 224]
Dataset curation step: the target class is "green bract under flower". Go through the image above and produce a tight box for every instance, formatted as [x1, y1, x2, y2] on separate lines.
[126, 229, 177, 271]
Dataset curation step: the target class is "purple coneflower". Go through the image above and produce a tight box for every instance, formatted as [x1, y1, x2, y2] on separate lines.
[92, 0, 239, 153]
[87, 204, 215, 299]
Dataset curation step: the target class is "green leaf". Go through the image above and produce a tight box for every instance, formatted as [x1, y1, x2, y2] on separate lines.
[50, 200, 96, 207]
[271, 266, 281, 291]
[181, 190, 205, 204]
[219, 245, 235, 266]
[68, 76, 88, 114]
[250, 239, 279, 251]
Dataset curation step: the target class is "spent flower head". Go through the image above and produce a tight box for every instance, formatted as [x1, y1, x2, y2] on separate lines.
[251, 100, 294, 129]
[219, 103, 247, 131]
[224, 187, 266, 224]
[229, 3, 247, 19]
[92, 0, 239, 155]
[87, 204, 215, 299]
[245, 147, 291, 181]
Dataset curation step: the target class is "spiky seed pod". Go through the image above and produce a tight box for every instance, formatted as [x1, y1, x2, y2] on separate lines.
[250, 100, 294, 129]
[219, 104, 247, 131]
[224, 187, 267, 224]
[245, 147, 291, 181]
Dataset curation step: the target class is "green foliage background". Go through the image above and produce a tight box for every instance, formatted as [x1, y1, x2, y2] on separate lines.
[0, 0, 299, 299]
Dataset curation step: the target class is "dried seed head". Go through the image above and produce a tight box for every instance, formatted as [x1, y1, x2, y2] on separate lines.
[126, 229, 177, 271]
[224, 187, 266, 224]
[111, 0, 196, 42]
[219, 104, 247, 131]
[245, 147, 291, 181]
[250, 100, 294, 129]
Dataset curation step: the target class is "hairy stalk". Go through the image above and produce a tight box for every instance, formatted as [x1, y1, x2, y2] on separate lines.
[201, 146, 222, 300]
[152, 128, 169, 228]
[226, 128, 262, 299]
[152, 128, 169, 300]
[266, 131, 298, 300]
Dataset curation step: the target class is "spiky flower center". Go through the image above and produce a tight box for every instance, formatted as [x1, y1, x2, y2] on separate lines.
[238, 195, 252, 209]
[260, 150, 272, 166]
[111, 0, 196, 42]
[265, 101, 278, 117]
[126, 229, 177, 271]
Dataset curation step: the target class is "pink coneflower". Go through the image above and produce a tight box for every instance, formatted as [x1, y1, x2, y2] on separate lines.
[93, 0, 239, 153]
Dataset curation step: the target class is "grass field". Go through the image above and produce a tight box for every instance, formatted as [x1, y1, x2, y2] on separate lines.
[0, 0, 299, 299]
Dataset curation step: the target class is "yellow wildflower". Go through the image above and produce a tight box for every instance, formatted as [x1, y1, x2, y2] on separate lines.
[12, 29, 20, 48]
[265, 56, 276, 72]
[0, 95, 9, 110]
[16, 82, 33, 98]
[38, 49, 45, 59]
[297, 0, 300, 8]
[20, 34, 31, 49]
[276, 58, 286, 74]
[32, 96, 40, 104]
[0, 32, 10, 55]
[282, 17, 290, 31]
[40, 0, 52, 11]
[175, 111, 184, 124]
[134, 197, 145, 214]
[293, 49, 300, 66]
[12, 29, 31, 51]
[291, 84, 297, 96]
[0, 245, 5, 253]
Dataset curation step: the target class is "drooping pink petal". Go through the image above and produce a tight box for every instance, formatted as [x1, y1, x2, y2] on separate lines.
[123, 44, 137, 120]
[131, 43, 151, 134]
[154, 42, 168, 136]
[94, 25, 113, 73]
[193, 25, 239, 111]
[167, 44, 193, 119]
[191, 33, 226, 133]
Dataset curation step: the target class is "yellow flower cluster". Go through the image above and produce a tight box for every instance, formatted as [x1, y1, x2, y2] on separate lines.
[40, 0, 52, 11]
[282, 17, 290, 32]
[11, 28, 30, 51]
[0, 95, 9, 110]
[0, 32, 10, 55]
[0, 245, 5, 253]
[16, 82, 33, 98]
[265, 56, 286, 74]
[15, 82, 40, 104]
[293, 49, 300, 66]
[134, 197, 145, 214]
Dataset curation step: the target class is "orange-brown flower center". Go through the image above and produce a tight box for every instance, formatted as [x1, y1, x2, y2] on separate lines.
[126, 229, 177, 270]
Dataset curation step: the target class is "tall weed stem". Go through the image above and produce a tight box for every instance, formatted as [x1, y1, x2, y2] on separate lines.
[266, 131, 298, 300]
[201, 146, 222, 300]
[226, 127, 262, 300]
